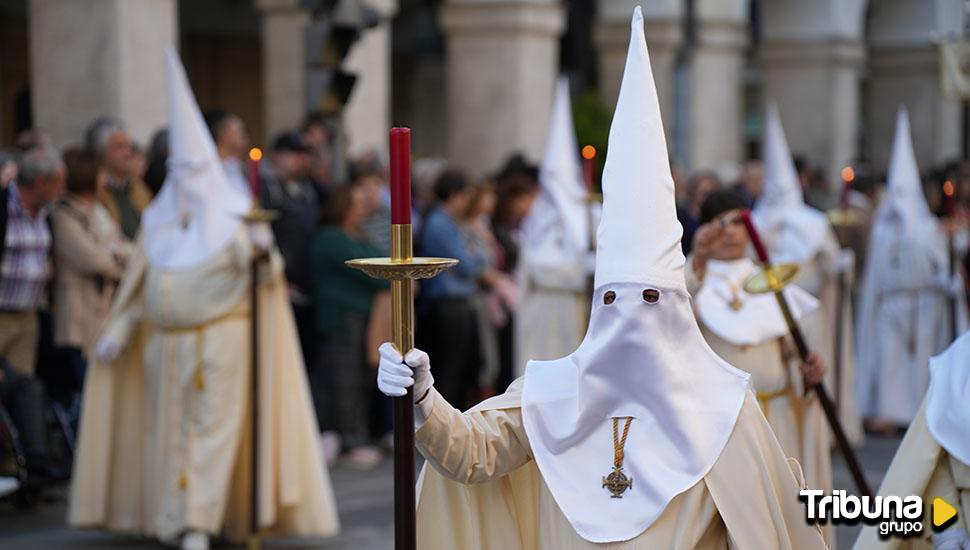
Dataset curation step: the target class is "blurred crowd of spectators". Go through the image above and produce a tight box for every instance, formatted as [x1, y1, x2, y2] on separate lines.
[0, 108, 968, 494]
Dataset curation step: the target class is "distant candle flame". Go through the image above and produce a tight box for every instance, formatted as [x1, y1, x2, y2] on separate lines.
[582, 145, 597, 160]
[249, 147, 263, 162]
[943, 180, 955, 197]
[840, 166, 855, 183]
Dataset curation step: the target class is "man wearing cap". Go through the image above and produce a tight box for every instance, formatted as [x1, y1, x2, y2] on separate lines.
[375, 8, 825, 548]
[261, 131, 321, 364]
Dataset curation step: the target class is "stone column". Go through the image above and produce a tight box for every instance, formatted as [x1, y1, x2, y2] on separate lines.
[687, 5, 748, 172]
[29, 0, 177, 148]
[256, 0, 310, 142]
[865, 0, 962, 172]
[759, 0, 866, 192]
[439, 0, 565, 177]
[594, 0, 681, 137]
[760, 41, 864, 190]
[867, 47, 961, 171]
[343, 0, 397, 157]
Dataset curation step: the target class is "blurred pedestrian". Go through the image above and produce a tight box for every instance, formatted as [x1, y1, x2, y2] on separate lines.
[143, 128, 169, 195]
[416, 169, 501, 409]
[0, 145, 65, 376]
[460, 181, 506, 394]
[261, 131, 321, 366]
[86, 118, 153, 239]
[0, 149, 19, 189]
[677, 171, 720, 254]
[355, 155, 391, 255]
[491, 170, 538, 390]
[51, 148, 128, 405]
[205, 110, 251, 197]
[310, 183, 389, 468]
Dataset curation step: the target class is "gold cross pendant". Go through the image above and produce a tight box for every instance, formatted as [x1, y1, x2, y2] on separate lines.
[602, 465, 633, 498]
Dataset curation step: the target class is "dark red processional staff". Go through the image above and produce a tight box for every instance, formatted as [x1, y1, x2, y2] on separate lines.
[345, 128, 457, 550]
[738, 209, 873, 498]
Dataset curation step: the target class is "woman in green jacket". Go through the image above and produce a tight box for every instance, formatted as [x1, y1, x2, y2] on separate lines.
[310, 183, 389, 469]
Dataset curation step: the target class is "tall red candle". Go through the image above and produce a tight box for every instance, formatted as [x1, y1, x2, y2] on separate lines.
[581, 145, 596, 193]
[839, 166, 854, 210]
[389, 128, 412, 224]
[248, 147, 262, 201]
[942, 180, 956, 218]
[739, 209, 771, 264]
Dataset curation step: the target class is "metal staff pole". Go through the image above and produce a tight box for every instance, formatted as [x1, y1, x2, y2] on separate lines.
[739, 210, 873, 498]
[241, 209, 279, 550]
[347, 127, 457, 550]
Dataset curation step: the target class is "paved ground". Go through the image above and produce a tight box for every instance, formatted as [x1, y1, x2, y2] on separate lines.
[0, 434, 903, 549]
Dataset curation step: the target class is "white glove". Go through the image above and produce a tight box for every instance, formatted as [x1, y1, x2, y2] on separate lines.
[931, 528, 970, 550]
[94, 334, 126, 363]
[377, 343, 435, 427]
[249, 222, 273, 252]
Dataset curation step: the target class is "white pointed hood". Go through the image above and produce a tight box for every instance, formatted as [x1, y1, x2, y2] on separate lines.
[520, 76, 590, 256]
[142, 49, 252, 270]
[520, 8, 750, 543]
[752, 102, 831, 264]
[876, 107, 934, 235]
[926, 330, 970, 466]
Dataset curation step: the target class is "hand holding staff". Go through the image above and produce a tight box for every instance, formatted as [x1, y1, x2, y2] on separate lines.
[739, 210, 873, 497]
[346, 128, 457, 550]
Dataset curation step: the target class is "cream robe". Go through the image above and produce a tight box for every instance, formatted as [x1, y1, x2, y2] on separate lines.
[514, 254, 589, 377]
[853, 402, 970, 549]
[795, 234, 863, 447]
[698, 308, 833, 546]
[687, 262, 833, 534]
[855, 229, 968, 425]
[68, 229, 339, 542]
[415, 379, 826, 549]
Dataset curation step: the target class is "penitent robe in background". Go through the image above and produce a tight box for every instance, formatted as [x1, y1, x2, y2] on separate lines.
[68, 230, 339, 542]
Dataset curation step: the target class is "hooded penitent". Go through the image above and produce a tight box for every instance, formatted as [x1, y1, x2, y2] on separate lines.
[855, 107, 968, 423]
[519, 7, 751, 543]
[520, 76, 590, 256]
[141, 49, 251, 271]
[753, 103, 832, 265]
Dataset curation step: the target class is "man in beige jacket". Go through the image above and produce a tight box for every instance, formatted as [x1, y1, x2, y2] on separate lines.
[376, 8, 825, 549]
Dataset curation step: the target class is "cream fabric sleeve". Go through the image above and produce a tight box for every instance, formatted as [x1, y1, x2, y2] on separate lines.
[98, 236, 148, 347]
[415, 387, 532, 484]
